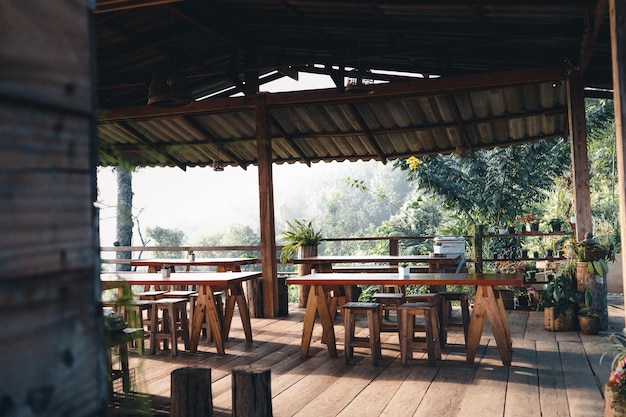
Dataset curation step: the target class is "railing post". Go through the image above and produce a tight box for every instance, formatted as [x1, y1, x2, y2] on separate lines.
[389, 238, 399, 256]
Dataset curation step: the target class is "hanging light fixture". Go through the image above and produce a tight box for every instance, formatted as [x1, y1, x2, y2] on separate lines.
[147, 67, 192, 107]
[212, 146, 224, 171]
[212, 160, 224, 172]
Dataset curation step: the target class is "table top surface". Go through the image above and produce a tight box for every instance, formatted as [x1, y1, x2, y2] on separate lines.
[101, 271, 262, 289]
[130, 257, 259, 266]
[291, 254, 461, 264]
[285, 272, 523, 286]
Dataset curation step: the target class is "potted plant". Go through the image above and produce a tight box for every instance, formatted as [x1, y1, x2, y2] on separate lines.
[507, 219, 517, 234]
[577, 288, 602, 335]
[549, 217, 564, 232]
[571, 233, 614, 330]
[279, 218, 324, 308]
[279, 218, 323, 263]
[602, 332, 626, 415]
[537, 273, 579, 331]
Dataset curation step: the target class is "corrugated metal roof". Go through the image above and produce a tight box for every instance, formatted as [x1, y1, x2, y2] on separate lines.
[95, 0, 608, 168]
[98, 68, 568, 169]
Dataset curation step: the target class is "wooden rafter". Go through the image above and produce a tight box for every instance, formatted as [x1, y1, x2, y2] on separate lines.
[95, 0, 183, 14]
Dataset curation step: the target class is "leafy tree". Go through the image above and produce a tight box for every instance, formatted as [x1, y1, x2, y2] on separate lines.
[146, 226, 186, 258]
[586, 98, 620, 249]
[394, 141, 571, 228]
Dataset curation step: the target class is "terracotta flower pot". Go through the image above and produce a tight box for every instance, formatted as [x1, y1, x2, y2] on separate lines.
[578, 315, 601, 335]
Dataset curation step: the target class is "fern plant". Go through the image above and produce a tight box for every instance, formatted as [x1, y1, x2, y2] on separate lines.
[279, 218, 323, 263]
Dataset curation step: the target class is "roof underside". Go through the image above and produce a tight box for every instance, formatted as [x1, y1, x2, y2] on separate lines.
[95, 0, 611, 169]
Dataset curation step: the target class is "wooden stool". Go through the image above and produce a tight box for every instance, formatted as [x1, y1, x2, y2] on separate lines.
[398, 302, 441, 366]
[118, 300, 153, 354]
[372, 293, 405, 331]
[342, 302, 382, 366]
[405, 293, 440, 338]
[438, 291, 470, 346]
[328, 286, 348, 322]
[405, 293, 439, 304]
[150, 298, 191, 356]
[137, 290, 167, 300]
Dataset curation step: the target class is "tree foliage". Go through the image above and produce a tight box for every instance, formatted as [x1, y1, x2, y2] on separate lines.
[146, 226, 186, 258]
[394, 140, 571, 227]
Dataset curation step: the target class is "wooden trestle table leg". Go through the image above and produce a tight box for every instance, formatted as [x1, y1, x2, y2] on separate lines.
[300, 285, 337, 358]
[466, 285, 512, 366]
[223, 284, 253, 342]
[190, 285, 225, 354]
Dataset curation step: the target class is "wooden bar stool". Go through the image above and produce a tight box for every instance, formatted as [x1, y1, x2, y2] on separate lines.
[438, 291, 470, 346]
[372, 292, 405, 332]
[150, 298, 191, 356]
[398, 302, 441, 366]
[342, 302, 382, 366]
[405, 293, 440, 338]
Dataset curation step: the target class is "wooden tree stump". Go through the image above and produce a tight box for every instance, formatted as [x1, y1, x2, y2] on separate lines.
[171, 367, 213, 417]
[232, 365, 272, 417]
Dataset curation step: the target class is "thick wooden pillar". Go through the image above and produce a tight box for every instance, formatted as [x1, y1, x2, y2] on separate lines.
[1, 0, 104, 414]
[567, 73, 593, 240]
[609, 0, 626, 310]
[256, 94, 278, 318]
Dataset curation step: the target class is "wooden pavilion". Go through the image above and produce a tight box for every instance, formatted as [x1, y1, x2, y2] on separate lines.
[3, 1, 626, 415]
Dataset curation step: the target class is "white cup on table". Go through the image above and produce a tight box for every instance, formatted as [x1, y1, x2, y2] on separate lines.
[398, 266, 409, 278]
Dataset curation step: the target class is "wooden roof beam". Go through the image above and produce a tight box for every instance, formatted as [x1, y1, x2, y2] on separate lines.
[95, 0, 183, 14]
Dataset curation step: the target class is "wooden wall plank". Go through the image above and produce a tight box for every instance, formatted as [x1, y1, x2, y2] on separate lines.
[0, 1, 101, 416]
[0, 1, 93, 113]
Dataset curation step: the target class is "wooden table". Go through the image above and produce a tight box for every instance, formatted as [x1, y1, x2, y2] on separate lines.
[292, 254, 461, 273]
[130, 257, 259, 272]
[285, 272, 523, 366]
[101, 271, 262, 354]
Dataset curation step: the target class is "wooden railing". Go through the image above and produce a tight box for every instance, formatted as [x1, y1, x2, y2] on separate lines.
[99, 236, 443, 269]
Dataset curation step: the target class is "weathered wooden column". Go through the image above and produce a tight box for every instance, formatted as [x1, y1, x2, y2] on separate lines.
[232, 365, 272, 417]
[171, 367, 213, 417]
[609, 0, 626, 315]
[256, 93, 279, 318]
[567, 73, 593, 241]
[1, 0, 104, 415]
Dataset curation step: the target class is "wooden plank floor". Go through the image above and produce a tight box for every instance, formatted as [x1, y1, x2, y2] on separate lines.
[114, 295, 625, 417]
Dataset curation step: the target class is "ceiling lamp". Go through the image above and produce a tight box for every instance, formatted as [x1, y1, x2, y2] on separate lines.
[212, 160, 224, 172]
[147, 68, 192, 107]
[345, 72, 374, 94]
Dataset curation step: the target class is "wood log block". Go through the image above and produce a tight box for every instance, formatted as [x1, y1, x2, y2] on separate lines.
[171, 367, 213, 417]
[232, 365, 272, 417]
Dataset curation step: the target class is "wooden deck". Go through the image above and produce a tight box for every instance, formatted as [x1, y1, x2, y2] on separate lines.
[115, 296, 625, 417]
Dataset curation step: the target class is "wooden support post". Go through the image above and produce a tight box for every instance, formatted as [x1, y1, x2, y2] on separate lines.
[610, 0, 626, 323]
[567, 73, 593, 240]
[256, 93, 278, 318]
[232, 365, 272, 417]
[171, 367, 213, 417]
